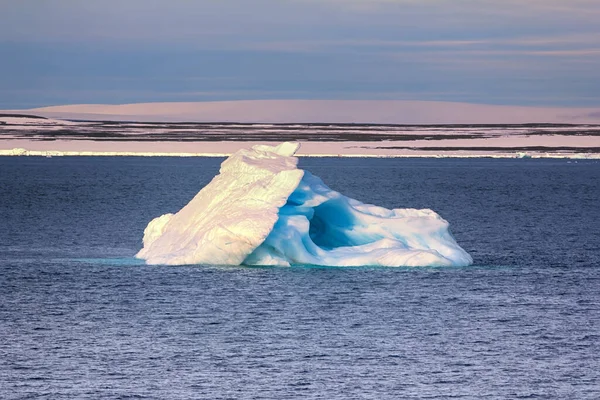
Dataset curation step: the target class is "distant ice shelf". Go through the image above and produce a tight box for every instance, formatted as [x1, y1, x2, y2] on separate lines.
[1, 147, 599, 159]
[135, 142, 473, 267]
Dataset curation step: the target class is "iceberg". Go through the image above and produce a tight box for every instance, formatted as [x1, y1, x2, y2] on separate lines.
[136, 142, 472, 267]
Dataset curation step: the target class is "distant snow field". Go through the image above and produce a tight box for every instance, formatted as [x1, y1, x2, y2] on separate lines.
[1, 100, 600, 158]
[8, 100, 600, 124]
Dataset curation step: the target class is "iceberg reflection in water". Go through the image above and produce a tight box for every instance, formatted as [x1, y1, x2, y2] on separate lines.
[136, 142, 472, 267]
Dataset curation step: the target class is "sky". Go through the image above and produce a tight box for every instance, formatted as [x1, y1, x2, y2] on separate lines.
[1, 0, 600, 109]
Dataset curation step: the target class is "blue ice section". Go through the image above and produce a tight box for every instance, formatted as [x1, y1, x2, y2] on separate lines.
[244, 172, 472, 267]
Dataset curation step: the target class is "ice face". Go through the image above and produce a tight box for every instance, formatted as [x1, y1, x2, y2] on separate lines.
[136, 142, 472, 267]
[136, 142, 303, 265]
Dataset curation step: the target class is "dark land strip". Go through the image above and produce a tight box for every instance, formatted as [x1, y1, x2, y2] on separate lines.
[2, 118, 600, 142]
[367, 146, 600, 153]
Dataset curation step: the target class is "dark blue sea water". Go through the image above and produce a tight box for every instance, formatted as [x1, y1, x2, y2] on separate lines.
[1, 156, 599, 399]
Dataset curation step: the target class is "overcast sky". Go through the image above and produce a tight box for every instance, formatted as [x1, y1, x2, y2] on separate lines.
[1, 0, 600, 109]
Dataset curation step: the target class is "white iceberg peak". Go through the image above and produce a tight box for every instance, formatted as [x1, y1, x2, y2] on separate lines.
[136, 143, 304, 265]
[136, 142, 472, 267]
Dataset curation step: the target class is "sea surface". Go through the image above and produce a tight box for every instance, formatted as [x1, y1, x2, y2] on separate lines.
[1, 156, 599, 399]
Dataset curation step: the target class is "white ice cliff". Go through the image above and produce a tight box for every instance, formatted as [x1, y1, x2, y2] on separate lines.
[136, 142, 472, 267]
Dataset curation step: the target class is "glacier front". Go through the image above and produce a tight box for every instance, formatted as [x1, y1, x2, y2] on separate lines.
[136, 142, 472, 267]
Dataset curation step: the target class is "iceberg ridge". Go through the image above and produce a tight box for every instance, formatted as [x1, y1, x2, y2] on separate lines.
[136, 142, 472, 267]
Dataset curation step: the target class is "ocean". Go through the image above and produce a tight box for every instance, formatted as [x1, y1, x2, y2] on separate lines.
[1, 156, 599, 399]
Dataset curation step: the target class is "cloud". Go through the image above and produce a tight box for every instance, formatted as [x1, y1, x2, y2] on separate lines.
[1, 0, 599, 108]
[248, 34, 600, 55]
[583, 111, 600, 118]
[2, 0, 598, 44]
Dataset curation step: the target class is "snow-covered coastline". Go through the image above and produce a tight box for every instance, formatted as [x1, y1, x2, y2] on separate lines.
[2, 147, 599, 159]
[2, 110, 600, 159]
